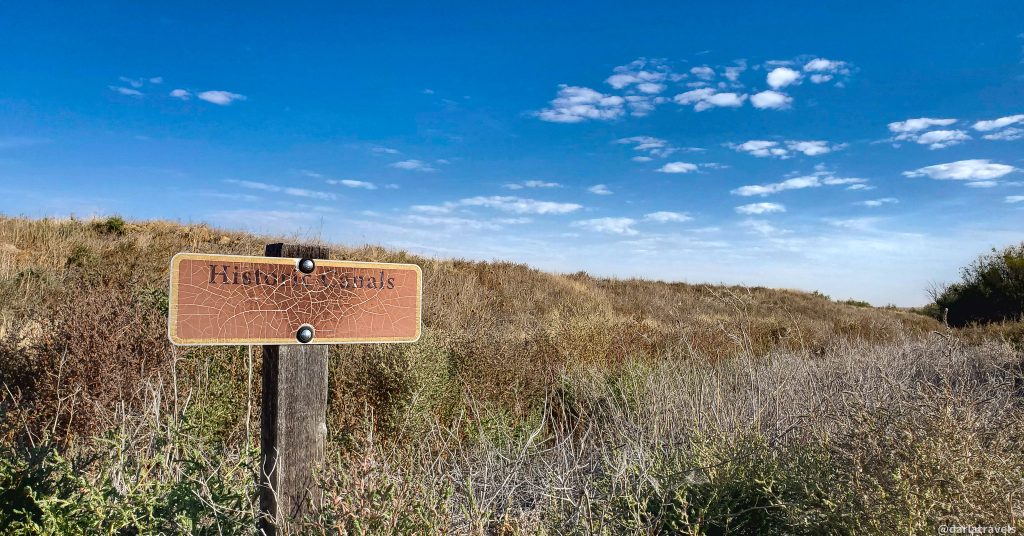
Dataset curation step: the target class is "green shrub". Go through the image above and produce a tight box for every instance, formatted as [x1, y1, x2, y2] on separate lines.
[932, 242, 1024, 326]
[94, 216, 127, 236]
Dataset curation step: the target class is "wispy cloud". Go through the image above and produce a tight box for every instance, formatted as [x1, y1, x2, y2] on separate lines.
[972, 114, 1024, 132]
[887, 117, 967, 148]
[656, 162, 700, 173]
[903, 159, 1018, 186]
[606, 58, 670, 92]
[390, 159, 437, 172]
[616, 136, 679, 159]
[802, 58, 851, 84]
[224, 179, 336, 200]
[588, 184, 613, 195]
[856, 197, 899, 207]
[537, 85, 625, 123]
[674, 88, 747, 111]
[372, 146, 401, 155]
[169, 89, 191, 100]
[413, 195, 582, 215]
[645, 211, 692, 223]
[732, 170, 867, 197]
[571, 217, 638, 236]
[739, 219, 788, 236]
[982, 127, 1023, 141]
[503, 180, 562, 190]
[1006, 196, 1024, 203]
[727, 139, 842, 158]
[328, 179, 377, 190]
[735, 202, 786, 214]
[197, 90, 246, 105]
[404, 214, 506, 231]
[109, 86, 143, 97]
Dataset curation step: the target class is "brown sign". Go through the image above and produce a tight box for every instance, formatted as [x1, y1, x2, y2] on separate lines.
[168, 253, 422, 345]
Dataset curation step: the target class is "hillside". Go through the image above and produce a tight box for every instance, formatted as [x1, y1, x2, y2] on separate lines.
[3, 216, 1021, 534]
[0, 216, 936, 437]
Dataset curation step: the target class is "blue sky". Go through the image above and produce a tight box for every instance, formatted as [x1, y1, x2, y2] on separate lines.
[2, 1, 1023, 305]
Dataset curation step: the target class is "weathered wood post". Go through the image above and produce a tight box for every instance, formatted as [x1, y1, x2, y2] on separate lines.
[167, 246, 422, 535]
[260, 243, 330, 534]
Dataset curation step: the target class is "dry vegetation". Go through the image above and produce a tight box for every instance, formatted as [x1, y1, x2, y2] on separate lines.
[0, 215, 1021, 534]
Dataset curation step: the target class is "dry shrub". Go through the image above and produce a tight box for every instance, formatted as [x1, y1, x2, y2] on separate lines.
[0, 214, 949, 453]
[0, 281, 171, 443]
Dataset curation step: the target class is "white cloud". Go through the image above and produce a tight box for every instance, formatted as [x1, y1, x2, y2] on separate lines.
[972, 114, 1024, 132]
[622, 95, 668, 117]
[224, 179, 336, 200]
[390, 159, 437, 172]
[329, 179, 377, 190]
[119, 76, 144, 88]
[802, 58, 850, 80]
[701, 92, 746, 110]
[786, 140, 838, 156]
[732, 175, 821, 196]
[404, 215, 504, 231]
[887, 118, 968, 148]
[169, 89, 191, 100]
[616, 136, 678, 158]
[588, 184, 613, 195]
[913, 129, 971, 149]
[827, 217, 879, 232]
[197, 90, 246, 105]
[503, 180, 562, 190]
[966, 181, 999, 188]
[459, 196, 582, 214]
[674, 88, 746, 111]
[572, 217, 639, 236]
[732, 171, 866, 196]
[537, 85, 625, 123]
[690, 66, 715, 80]
[728, 139, 839, 158]
[888, 117, 957, 134]
[372, 146, 401, 155]
[750, 90, 792, 110]
[739, 219, 788, 236]
[632, 156, 653, 162]
[723, 60, 747, 82]
[822, 176, 868, 186]
[903, 159, 1018, 182]
[1006, 195, 1024, 203]
[857, 197, 898, 207]
[657, 162, 699, 173]
[736, 202, 785, 214]
[983, 127, 1023, 141]
[109, 86, 143, 97]
[645, 211, 692, 223]
[766, 67, 801, 89]
[149, 77, 163, 84]
[728, 140, 788, 158]
[606, 58, 670, 90]
[415, 195, 582, 215]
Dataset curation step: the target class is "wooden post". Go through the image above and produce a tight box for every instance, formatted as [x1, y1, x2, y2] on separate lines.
[260, 243, 330, 534]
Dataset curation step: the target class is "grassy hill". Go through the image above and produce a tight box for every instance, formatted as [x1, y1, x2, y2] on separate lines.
[1, 216, 1020, 534]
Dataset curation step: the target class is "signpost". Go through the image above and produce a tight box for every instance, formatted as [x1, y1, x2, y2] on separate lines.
[168, 245, 422, 533]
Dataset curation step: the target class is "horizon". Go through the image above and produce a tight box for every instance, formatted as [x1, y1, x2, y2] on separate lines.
[2, 2, 1023, 306]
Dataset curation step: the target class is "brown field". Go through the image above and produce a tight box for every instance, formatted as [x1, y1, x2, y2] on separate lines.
[1, 215, 1021, 534]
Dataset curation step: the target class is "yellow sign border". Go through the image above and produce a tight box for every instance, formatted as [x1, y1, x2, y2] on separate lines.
[168, 252, 422, 346]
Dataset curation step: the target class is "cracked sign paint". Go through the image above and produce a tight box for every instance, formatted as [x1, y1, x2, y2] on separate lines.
[168, 253, 422, 345]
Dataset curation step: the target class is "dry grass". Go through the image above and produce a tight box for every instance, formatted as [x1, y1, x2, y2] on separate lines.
[0, 215, 1020, 534]
[0, 215, 939, 442]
